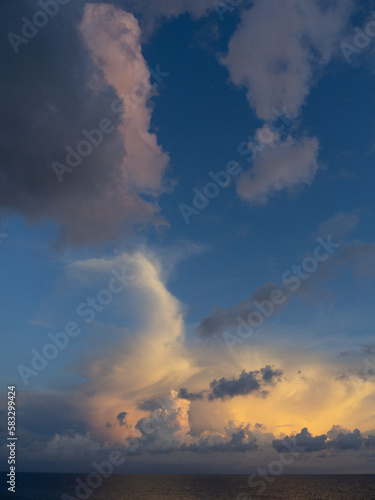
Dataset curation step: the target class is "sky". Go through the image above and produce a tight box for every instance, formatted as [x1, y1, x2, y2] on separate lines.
[1, 0, 375, 477]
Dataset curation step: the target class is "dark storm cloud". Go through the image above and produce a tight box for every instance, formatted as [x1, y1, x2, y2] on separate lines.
[117, 411, 128, 426]
[0, 0, 169, 247]
[208, 365, 283, 400]
[273, 426, 375, 454]
[273, 427, 327, 453]
[334, 428, 363, 450]
[177, 388, 204, 401]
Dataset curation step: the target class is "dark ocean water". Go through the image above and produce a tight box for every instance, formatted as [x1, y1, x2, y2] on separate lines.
[1, 473, 375, 500]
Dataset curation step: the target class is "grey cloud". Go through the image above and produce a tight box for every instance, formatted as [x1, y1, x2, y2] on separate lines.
[182, 422, 259, 453]
[221, 0, 354, 120]
[236, 135, 320, 205]
[327, 426, 375, 451]
[340, 344, 375, 357]
[208, 366, 283, 400]
[273, 426, 375, 454]
[315, 210, 360, 242]
[137, 399, 165, 411]
[197, 282, 291, 338]
[0, 0, 170, 247]
[220, 0, 353, 205]
[117, 411, 128, 426]
[178, 388, 204, 401]
[197, 213, 375, 339]
[336, 241, 375, 277]
[273, 427, 326, 453]
[334, 429, 363, 450]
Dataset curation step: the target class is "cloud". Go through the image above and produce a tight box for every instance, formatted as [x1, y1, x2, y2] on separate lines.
[121, 0, 214, 34]
[273, 427, 326, 452]
[221, 0, 354, 120]
[327, 425, 363, 450]
[79, 4, 169, 193]
[132, 391, 261, 454]
[208, 366, 283, 400]
[134, 390, 193, 453]
[177, 388, 204, 401]
[0, 1, 170, 246]
[272, 426, 375, 454]
[117, 411, 128, 426]
[340, 344, 375, 357]
[196, 281, 291, 338]
[219, 0, 354, 204]
[68, 250, 201, 442]
[44, 432, 102, 461]
[336, 241, 375, 278]
[197, 211, 375, 339]
[182, 421, 258, 453]
[236, 134, 320, 204]
[315, 210, 360, 241]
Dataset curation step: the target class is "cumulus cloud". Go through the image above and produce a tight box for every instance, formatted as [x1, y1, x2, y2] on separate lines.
[44, 432, 102, 461]
[220, 0, 354, 204]
[0, 1, 170, 246]
[327, 425, 362, 450]
[68, 250, 201, 441]
[134, 390, 193, 453]
[130, 391, 261, 455]
[182, 421, 258, 453]
[208, 366, 283, 400]
[273, 427, 326, 453]
[221, 0, 354, 120]
[236, 134, 320, 204]
[273, 426, 375, 454]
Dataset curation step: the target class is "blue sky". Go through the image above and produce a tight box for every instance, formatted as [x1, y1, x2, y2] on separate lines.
[1, 0, 375, 476]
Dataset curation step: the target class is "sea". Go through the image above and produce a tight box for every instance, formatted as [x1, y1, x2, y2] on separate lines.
[1, 473, 375, 500]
